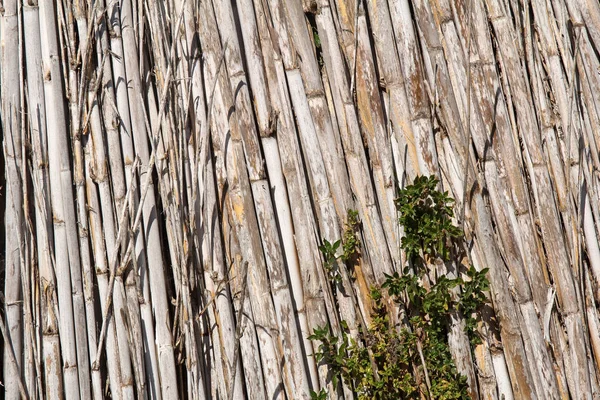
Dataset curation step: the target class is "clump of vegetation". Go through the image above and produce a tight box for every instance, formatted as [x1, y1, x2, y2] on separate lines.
[320, 238, 342, 283]
[395, 175, 462, 262]
[319, 209, 361, 284]
[311, 176, 489, 399]
[342, 209, 360, 263]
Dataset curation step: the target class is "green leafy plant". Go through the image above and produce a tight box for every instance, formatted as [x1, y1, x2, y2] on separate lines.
[308, 324, 348, 388]
[342, 209, 360, 263]
[395, 175, 462, 262]
[306, 13, 325, 68]
[319, 210, 361, 284]
[309, 176, 489, 399]
[312, 27, 321, 49]
[310, 389, 328, 400]
[319, 239, 342, 283]
[310, 295, 419, 399]
[459, 266, 490, 345]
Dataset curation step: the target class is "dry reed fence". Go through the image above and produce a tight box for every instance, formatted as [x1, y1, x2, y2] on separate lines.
[1, 0, 600, 398]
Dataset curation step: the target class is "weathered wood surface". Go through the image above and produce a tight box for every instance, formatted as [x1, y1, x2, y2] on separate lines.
[1, 0, 600, 398]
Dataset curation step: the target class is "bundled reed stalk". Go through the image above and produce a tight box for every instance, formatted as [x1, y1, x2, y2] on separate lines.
[2, 0, 600, 399]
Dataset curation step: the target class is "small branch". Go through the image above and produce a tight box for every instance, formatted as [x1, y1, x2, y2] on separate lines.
[349, 0, 361, 97]
[460, 0, 473, 229]
[416, 337, 432, 400]
[92, 158, 140, 369]
[227, 261, 250, 400]
[0, 293, 30, 400]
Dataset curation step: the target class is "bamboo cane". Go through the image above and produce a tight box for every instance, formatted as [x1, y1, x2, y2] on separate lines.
[38, 1, 83, 397]
[2, 2, 24, 398]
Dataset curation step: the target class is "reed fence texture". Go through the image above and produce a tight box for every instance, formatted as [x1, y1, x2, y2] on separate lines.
[2, 0, 600, 398]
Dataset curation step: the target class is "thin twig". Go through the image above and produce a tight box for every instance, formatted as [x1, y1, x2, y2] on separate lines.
[460, 0, 473, 229]
[227, 261, 250, 400]
[193, 39, 228, 267]
[416, 337, 432, 400]
[565, 29, 582, 200]
[196, 274, 235, 319]
[0, 293, 30, 400]
[3, 130, 32, 400]
[92, 158, 140, 369]
[349, 0, 361, 97]
[76, 3, 101, 126]
[197, 40, 229, 209]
